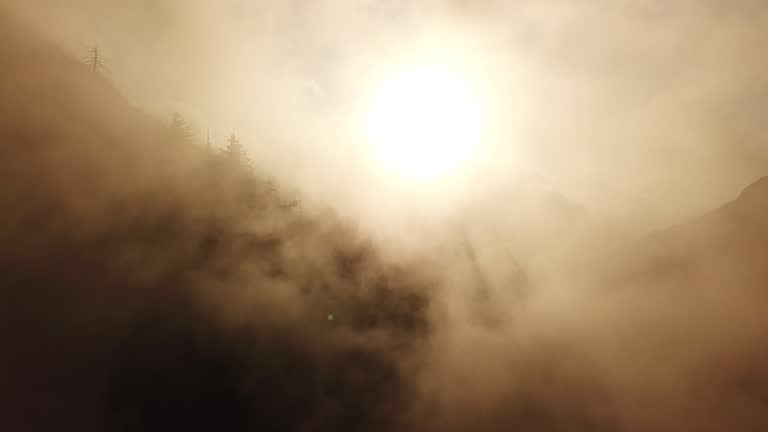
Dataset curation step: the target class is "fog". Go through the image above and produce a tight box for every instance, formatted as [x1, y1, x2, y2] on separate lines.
[3, 1, 768, 431]
[9, 0, 768, 230]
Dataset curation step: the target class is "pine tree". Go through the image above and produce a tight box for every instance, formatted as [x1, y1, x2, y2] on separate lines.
[221, 133, 249, 167]
[168, 112, 196, 143]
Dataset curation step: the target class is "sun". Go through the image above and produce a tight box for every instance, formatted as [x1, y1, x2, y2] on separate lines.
[367, 64, 484, 181]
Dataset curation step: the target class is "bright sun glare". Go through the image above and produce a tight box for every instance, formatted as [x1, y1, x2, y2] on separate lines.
[367, 65, 483, 181]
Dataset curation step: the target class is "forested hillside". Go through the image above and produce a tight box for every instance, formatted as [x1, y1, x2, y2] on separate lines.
[0, 11, 432, 432]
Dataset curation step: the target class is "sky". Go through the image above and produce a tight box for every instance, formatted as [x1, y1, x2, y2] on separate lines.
[7, 0, 768, 232]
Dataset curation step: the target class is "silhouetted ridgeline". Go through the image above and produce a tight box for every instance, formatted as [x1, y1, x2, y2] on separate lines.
[602, 175, 768, 289]
[0, 11, 431, 431]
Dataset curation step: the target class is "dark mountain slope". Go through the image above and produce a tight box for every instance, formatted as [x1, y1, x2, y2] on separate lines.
[574, 176, 768, 431]
[0, 11, 432, 432]
[604, 175, 768, 289]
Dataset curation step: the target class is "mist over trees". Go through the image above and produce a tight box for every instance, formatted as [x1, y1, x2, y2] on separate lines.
[4, 5, 768, 432]
[0, 11, 433, 431]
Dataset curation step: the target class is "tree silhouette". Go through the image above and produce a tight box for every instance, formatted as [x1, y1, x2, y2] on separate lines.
[221, 133, 249, 167]
[168, 112, 197, 144]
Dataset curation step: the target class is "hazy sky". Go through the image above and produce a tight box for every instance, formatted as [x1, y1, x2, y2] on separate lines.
[7, 0, 768, 231]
